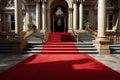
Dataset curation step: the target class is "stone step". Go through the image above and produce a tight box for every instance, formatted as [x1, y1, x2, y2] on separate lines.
[0, 43, 12, 54]
[23, 41, 98, 54]
[25, 47, 96, 50]
[110, 47, 120, 50]
[23, 50, 98, 54]
[109, 43, 120, 54]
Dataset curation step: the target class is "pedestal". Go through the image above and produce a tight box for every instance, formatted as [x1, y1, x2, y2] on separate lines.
[93, 37, 110, 55]
[12, 37, 27, 54]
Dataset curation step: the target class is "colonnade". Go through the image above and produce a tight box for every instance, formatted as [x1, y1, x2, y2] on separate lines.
[14, 0, 110, 54]
[15, 0, 106, 38]
[73, 0, 84, 30]
[24, 0, 47, 32]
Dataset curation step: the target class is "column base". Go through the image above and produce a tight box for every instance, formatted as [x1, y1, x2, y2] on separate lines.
[40, 29, 45, 32]
[68, 28, 72, 32]
[93, 37, 110, 55]
[12, 37, 27, 54]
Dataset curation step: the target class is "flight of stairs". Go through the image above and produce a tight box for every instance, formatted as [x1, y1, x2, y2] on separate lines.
[0, 43, 12, 54]
[22, 42, 43, 54]
[22, 42, 98, 54]
[22, 31, 98, 54]
[75, 42, 98, 54]
[110, 43, 120, 54]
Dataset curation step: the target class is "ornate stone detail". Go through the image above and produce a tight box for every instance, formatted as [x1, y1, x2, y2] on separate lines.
[41, 0, 47, 3]
[6, 0, 14, 7]
[68, 8, 73, 13]
[78, 0, 85, 3]
[55, 7, 64, 16]
[73, 0, 78, 3]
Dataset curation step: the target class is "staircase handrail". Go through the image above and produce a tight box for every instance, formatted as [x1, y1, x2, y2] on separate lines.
[42, 27, 48, 43]
[71, 29, 78, 42]
[85, 27, 97, 39]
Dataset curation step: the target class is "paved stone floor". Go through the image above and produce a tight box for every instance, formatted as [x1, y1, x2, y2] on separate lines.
[89, 54, 120, 73]
[0, 54, 120, 73]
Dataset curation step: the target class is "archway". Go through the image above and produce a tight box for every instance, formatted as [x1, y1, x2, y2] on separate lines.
[50, 0, 68, 32]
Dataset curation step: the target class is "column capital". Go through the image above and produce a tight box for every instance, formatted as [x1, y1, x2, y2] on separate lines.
[73, 0, 78, 4]
[68, 8, 73, 13]
[41, 0, 47, 3]
[34, 0, 41, 2]
[78, 0, 85, 3]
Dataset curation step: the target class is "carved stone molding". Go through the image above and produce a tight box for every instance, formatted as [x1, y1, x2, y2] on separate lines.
[73, 0, 78, 4]
[68, 8, 73, 13]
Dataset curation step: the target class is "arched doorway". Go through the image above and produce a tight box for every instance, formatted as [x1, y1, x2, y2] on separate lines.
[50, 0, 68, 32]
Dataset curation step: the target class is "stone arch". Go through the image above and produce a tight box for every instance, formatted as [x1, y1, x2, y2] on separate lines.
[47, 0, 72, 9]
[47, 0, 69, 32]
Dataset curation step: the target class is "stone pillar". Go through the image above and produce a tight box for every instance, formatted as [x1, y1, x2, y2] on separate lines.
[14, 0, 27, 54]
[93, 0, 110, 55]
[68, 8, 73, 32]
[117, 10, 120, 31]
[47, 8, 51, 32]
[36, 1, 41, 31]
[79, 1, 83, 30]
[41, 0, 47, 31]
[73, 0, 78, 30]
[98, 0, 106, 38]
[0, 10, 2, 32]
[14, 0, 22, 36]
[24, 6, 31, 31]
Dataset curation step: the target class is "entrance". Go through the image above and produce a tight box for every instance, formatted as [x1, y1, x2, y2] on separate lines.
[54, 16, 65, 32]
[51, 0, 68, 32]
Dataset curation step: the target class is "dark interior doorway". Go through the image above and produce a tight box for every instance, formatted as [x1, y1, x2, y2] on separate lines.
[54, 16, 65, 32]
[51, 0, 68, 32]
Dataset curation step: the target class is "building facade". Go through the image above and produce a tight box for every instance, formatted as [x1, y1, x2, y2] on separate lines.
[0, 0, 120, 54]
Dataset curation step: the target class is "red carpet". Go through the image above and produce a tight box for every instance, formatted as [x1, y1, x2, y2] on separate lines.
[41, 32, 79, 54]
[46, 32, 73, 42]
[0, 32, 120, 80]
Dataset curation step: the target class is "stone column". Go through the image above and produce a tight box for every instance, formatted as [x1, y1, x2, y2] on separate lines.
[47, 8, 51, 32]
[14, 0, 27, 54]
[93, 0, 110, 54]
[14, 0, 22, 36]
[79, 1, 83, 30]
[73, 0, 78, 30]
[41, 0, 47, 31]
[98, 0, 106, 38]
[117, 10, 120, 30]
[0, 13, 1, 32]
[36, 1, 41, 31]
[24, 6, 31, 31]
[68, 8, 73, 32]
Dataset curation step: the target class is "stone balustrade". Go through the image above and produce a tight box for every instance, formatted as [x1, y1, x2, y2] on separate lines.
[86, 28, 120, 43]
[0, 32, 16, 41]
[106, 31, 120, 43]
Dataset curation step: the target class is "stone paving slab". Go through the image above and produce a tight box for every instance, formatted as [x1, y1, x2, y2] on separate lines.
[89, 54, 120, 73]
[0, 54, 120, 73]
[0, 54, 33, 73]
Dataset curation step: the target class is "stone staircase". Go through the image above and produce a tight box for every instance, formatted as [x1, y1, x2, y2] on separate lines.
[22, 42, 43, 54]
[110, 43, 120, 54]
[22, 31, 98, 54]
[22, 41, 98, 54]
[0, 43, 12, 54]
[75, 42, 98, 54]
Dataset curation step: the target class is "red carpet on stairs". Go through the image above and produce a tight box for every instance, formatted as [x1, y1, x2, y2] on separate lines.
[41, 32, 79, 54]
[0, 32, 120, 80]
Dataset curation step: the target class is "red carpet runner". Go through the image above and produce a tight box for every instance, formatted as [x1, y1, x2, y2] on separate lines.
[0, 32, 120, 80]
